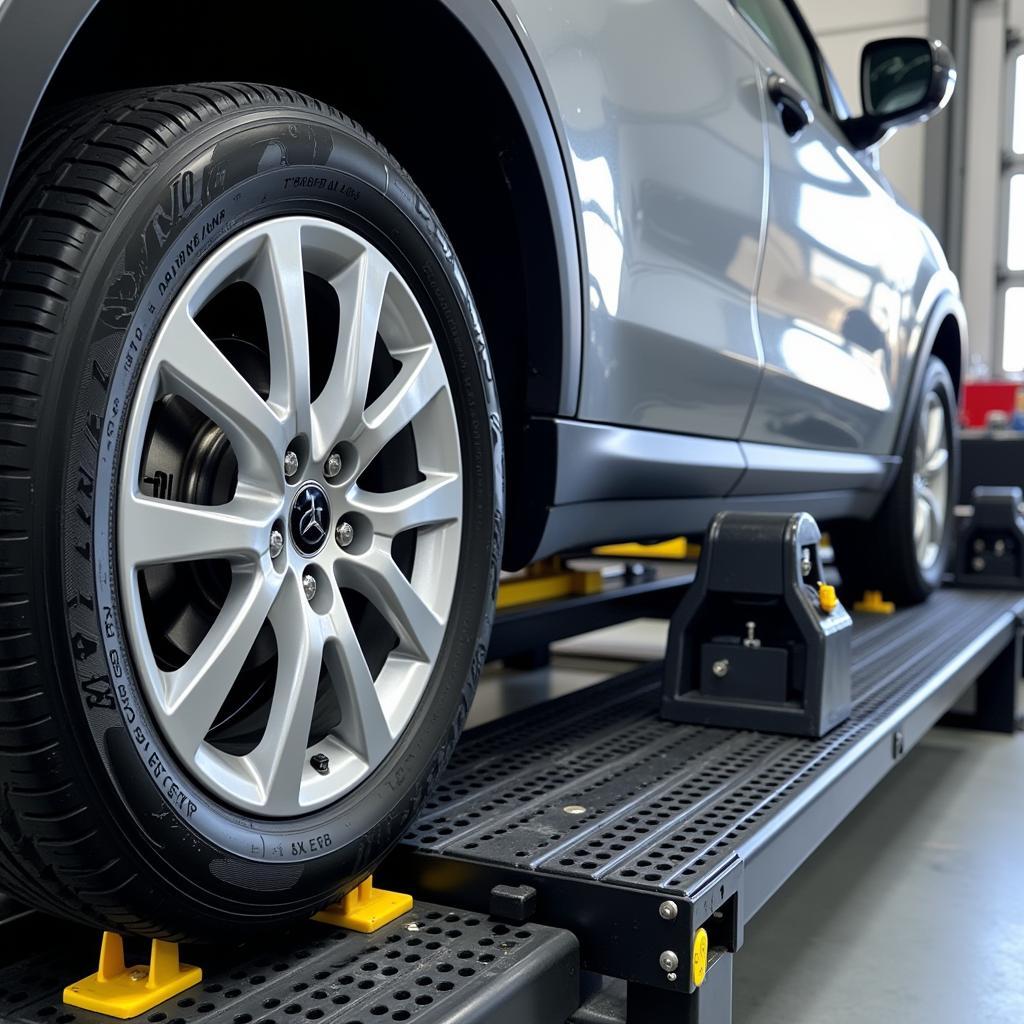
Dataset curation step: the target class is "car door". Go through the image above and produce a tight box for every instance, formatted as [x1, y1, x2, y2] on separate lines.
[730, 0, 920, 455]
[502, 0, 769, 441]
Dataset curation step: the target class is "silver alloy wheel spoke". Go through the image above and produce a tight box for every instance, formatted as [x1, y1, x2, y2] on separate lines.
[118, 216, 462, 817]
[246, 571, 326, 809]
[346, 472, 461, 537]
[154, 307, 285, 488]
[338, 540, 445, 663]
[122, 489, 277, 567]
[323, 599, 393, 765]
[160, 567, 283, 757]
[355, 344, 448, 470]
[255, 220, 313, 439]
[311, 250, 391, 463]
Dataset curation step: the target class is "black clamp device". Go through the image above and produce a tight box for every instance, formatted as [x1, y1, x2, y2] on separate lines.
[661, 511, 852, 738]
[955, 486, 1024, 589]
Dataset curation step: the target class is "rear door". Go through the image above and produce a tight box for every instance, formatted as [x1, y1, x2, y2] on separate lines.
[731, 0, 918, 455]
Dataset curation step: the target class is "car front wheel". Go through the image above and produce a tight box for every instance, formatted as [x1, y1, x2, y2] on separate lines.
[0, 83, 502, 940]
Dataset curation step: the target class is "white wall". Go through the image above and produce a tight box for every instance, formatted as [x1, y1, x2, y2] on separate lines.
[800, 0, 929, 212]
[959, 0, 1007, 374]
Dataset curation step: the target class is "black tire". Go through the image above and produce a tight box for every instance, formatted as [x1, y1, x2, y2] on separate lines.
[832, 356, 958, 607]
[0, 83, 503, 941]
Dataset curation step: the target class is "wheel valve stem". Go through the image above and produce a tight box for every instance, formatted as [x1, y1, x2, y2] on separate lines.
[336, 521, 355, 548]
[269, 529, 284, 559]
[325, 453, 342, 478]
[284, 450, 299, 478]
[302, 573, 317, 601]
[310, 753, 330, 775]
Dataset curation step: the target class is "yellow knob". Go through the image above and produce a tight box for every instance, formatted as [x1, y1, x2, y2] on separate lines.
[817, 581, 838, 614]
[692, 927, 709, 987]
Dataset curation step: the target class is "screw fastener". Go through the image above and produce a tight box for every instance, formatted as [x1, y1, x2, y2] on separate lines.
[284, 450, 299, 477]
[659, 950, 679, 973]
[712, 659, 729, 679]
[563, 804, 586, 815]
[325, 453, 343, 478]
[800, 547, 812, 577]
[336, 520, 355, 548]
[269, 529, 284, 559]
[659, 900, 678, 921]
[303, 573, 317, 601]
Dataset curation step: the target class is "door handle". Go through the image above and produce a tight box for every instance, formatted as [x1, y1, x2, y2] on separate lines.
[767, 73, 813, 138]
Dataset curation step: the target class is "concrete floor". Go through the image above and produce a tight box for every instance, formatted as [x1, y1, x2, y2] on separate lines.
[470, 619, 1024, 1024]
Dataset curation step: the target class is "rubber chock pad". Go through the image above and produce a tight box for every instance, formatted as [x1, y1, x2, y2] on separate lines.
[313, 876, 413, 933]
[64, 933, 201, 1020]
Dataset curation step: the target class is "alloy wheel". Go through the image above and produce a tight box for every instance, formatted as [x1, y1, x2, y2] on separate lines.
[911, 389, 949, 571]
[117, 217, 462, 817]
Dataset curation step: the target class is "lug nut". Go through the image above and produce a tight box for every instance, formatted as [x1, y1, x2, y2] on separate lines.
[284, 450, 299, 478]
[336, 520, 355, 548]
[302, 573, 317, 601]
[269, 529, 284, 559]
[325, 453, 342, 478]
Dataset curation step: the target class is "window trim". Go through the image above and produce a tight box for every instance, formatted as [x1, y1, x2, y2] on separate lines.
[729, 0, 842, 122]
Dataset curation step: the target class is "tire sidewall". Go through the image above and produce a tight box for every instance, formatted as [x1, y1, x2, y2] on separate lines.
[54, 108, 502, 911]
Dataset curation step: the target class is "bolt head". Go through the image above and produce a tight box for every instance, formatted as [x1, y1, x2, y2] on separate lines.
[659, 900, 678, 921]
[712, 658, 729, 679]
[972, 555, 986, 573]
[269, 529, 284, 559]
[325, 453, 343, 478]
[302, 573, 317, 601]
[336, 520, 355, 548]
[659, 950, 679, 973]
[284, 450, 299, 477]
[563, 804, 586, 816]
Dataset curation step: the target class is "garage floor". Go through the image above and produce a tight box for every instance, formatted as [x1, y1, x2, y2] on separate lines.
[470, 620, 1024, 1024]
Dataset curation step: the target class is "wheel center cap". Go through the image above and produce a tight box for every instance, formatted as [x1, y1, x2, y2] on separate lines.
[290, 482, 331, 556]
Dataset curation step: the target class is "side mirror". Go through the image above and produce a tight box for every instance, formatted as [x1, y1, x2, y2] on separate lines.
[843, 37, 956, 150]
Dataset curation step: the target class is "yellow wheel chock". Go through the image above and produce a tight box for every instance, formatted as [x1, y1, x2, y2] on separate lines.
[853, 590, 895, 614]
[313, 875, 413, 933]
[63, 932, 202, 1020]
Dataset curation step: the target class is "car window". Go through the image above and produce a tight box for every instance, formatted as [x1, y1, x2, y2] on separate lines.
[733, 0, 825, 107]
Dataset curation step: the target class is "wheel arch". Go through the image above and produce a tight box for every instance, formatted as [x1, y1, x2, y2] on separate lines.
[893, 286, 967, 463]
[0, 0, 583, 569]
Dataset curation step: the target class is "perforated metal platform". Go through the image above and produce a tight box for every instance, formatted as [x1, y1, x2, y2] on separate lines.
[0, 903, 578, 1024]
[384, 588, 1024, 999]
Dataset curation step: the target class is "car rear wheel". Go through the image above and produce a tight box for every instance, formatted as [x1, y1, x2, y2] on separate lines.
[0, 83, 502, 940]
[832, 356, 958, 606]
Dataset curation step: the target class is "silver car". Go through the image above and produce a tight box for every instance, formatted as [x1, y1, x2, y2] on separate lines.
[0, 0, 959, 938]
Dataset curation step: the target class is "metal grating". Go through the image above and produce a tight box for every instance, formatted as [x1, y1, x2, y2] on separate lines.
[0, 904, 578, 1024]
[400, 589, 1024, 903]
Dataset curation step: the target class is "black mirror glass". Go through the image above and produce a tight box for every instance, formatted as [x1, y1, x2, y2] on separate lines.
[864, 39, 933, 116]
